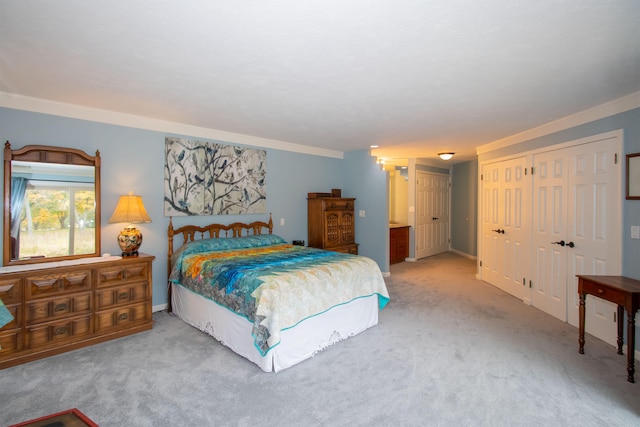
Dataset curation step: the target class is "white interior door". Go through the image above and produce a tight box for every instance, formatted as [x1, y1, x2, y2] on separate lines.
[415, 171, 449, 259]
[415, 171, 428, 259]
[480, 157, 527, 300]
[499, 157, 528, 301]
[481, 162, 502, 287]
[532, 136, 621, 345]
[565, 139, 621, 344]
[532, 150, 569, 321]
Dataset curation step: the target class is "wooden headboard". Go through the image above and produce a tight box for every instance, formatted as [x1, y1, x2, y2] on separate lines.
[168, 213, 273, 261]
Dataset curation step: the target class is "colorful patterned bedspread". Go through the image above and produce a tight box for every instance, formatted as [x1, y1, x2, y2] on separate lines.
[169, 235, 389, 355]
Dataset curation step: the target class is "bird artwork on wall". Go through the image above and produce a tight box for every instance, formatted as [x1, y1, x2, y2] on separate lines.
[164, 137, 267, 216]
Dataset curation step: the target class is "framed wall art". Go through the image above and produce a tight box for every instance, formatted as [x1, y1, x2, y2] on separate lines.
[164, 137, 267, 216]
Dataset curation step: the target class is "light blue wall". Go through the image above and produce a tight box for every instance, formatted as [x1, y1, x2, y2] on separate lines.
[343, 150, 389, 272]
[477, 108, 640, 280]
[451, 160, 478, 257]
[0, 107, 386, 307]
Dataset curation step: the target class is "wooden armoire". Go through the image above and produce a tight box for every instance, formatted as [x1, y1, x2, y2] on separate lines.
[307, 191, 358, 254]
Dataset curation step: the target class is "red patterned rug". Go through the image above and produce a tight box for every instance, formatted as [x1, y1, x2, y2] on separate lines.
[9, 408, 98, 427]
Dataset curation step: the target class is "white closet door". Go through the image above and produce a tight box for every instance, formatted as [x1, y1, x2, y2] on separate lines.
[532, 150, 569, 321]
[565, 139, 621, 343]
[481, 163, 502, 287]
[480, 157, 527, 300]
[532, 137, 621, 345]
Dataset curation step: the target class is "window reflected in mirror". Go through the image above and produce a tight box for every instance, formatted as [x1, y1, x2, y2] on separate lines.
[11, 161, 96, 260]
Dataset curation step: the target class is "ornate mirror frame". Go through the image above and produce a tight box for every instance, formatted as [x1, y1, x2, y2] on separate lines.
[3, 142, 101, 266]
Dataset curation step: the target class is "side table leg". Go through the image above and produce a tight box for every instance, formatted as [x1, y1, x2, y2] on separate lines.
[617, 306, 624, 355]
[627, 309, 636, 383]
[579, 292, 586, 354]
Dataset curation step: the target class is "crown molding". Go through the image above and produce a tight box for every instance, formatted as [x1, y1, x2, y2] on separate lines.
[476, 91, 640, 155]
[0, 91, 344, 159]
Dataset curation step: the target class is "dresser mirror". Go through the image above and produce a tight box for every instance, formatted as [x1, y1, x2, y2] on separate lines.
[3, 142, 101, 266]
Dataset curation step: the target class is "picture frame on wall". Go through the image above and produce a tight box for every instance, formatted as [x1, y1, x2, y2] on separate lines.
[627, 153, 640, 200]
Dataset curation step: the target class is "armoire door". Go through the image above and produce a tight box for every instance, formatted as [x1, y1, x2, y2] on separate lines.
[480, 157, 528, 300]
[415, 171, 450, 259]
[532, 136, 621, 345]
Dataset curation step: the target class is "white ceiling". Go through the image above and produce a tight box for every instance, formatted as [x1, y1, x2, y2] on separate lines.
[1, 1, 639, 164]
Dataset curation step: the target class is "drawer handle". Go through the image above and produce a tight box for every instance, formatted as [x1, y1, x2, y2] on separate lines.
[54, 303, 67, 312]
[597, 289, 604, 294]
[118, 292, 129, 300]
[118, 313, 129, 321]
[54, 326, 67, 335]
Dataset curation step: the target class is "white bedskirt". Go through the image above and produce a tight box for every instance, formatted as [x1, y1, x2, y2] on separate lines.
[172, 283, 379, 372]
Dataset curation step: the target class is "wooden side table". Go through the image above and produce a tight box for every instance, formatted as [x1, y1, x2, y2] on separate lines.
[577, 275, 640, 383]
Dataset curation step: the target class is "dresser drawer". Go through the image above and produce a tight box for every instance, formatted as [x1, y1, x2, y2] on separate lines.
[25, 270, 92, 299]
[26, 293, 92, 324]
[0, 278, 22, 304]
[96, 282, 147, 310]
[96, 262, 149, 288]
[580, 281, 626, 306]
[95, 302, 149, 334]
[0, 304, 20, 330]
[329, 244, 359, 255]
[25, 315, 93, 349]
[0, 329, 21, 356]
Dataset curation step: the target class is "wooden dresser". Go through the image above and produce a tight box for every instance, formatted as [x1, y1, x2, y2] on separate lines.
[0, 253, 154, 369]
[307, 193, 358, 254]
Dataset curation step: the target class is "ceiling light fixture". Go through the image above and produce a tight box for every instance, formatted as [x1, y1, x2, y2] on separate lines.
[438, 152, 454, 161]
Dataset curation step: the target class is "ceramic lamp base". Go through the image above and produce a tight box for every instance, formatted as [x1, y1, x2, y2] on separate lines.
[117, 226, 143, 256]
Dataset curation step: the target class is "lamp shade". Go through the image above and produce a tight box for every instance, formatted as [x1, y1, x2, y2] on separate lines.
[108, 193, 151, 224]
[108, 193, 151, 256]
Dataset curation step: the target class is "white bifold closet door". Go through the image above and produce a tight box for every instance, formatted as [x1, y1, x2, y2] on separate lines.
[480, 157, 529, 301]
[532, 136, 621, 346]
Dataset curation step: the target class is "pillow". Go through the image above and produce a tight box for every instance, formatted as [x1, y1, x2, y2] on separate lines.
[170, 234, 287, 281]
[171, 234, 287, 265]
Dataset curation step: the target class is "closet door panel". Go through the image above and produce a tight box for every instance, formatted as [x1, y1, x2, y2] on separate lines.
[480, 158, 527, 300]
[481, 164, 501, 286]
[532, 151, 568, 321]
[565, 140, 620, 344]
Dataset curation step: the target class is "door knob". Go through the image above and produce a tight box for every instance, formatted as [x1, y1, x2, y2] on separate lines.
[492, 229, 505, 234]
[432, 217, 439, 221]
[551, 240, 566, 246]
[567, 241, 575, 248]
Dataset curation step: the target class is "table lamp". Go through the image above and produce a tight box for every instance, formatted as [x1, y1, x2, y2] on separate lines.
[108, 192, 152, 256]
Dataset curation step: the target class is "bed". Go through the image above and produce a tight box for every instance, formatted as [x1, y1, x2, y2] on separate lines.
[167, 215, 389, 372]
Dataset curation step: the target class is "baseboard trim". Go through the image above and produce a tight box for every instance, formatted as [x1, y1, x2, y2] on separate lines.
[449, 249, 477, 260]
[153, 303, 168, 313]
